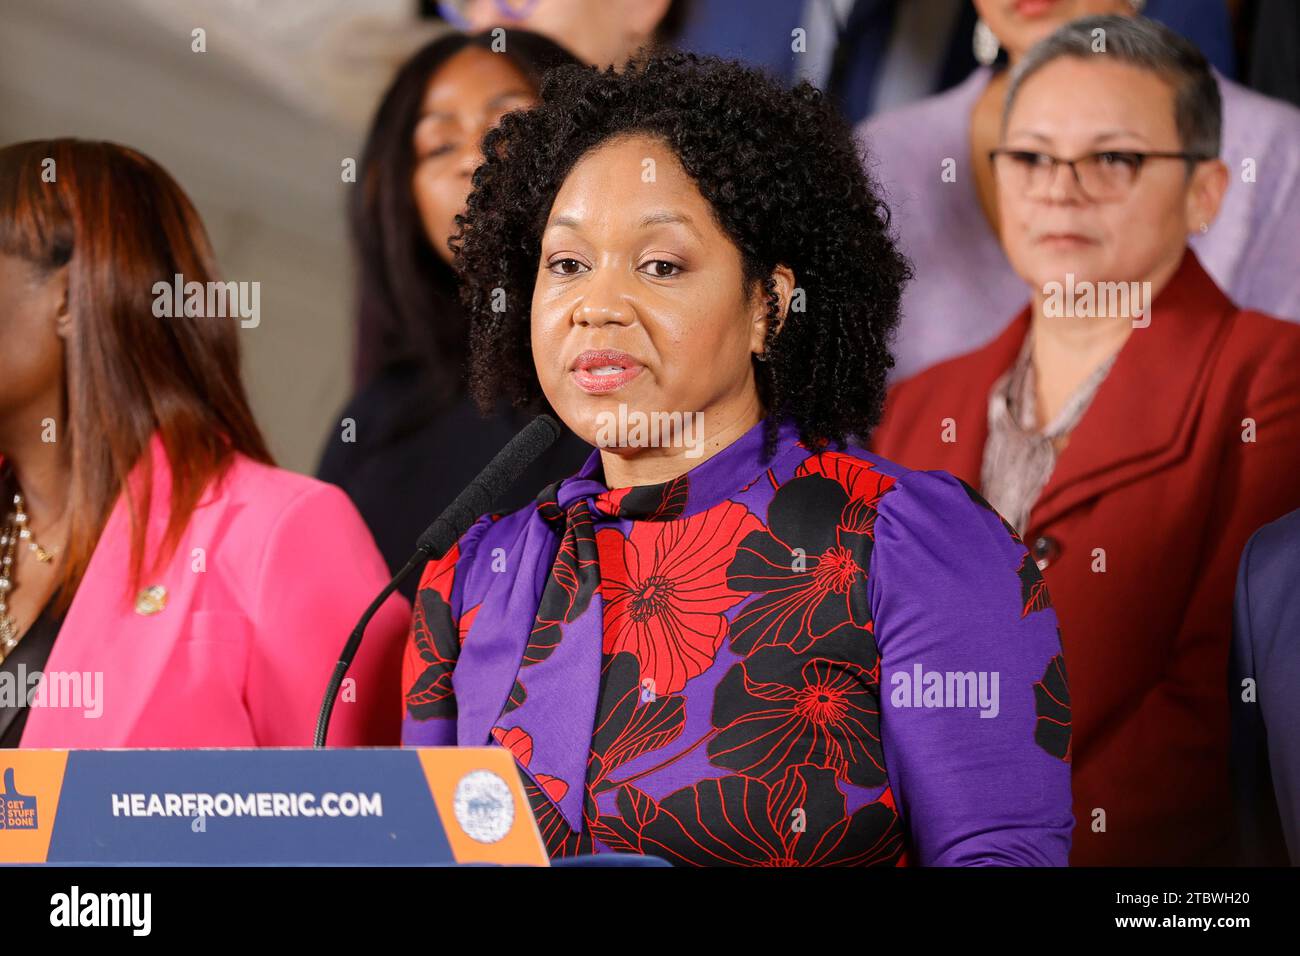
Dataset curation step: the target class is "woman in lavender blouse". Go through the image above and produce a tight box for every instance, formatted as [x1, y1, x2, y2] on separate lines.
[860, 0, 1300, 382]
[400, 51, 1073, 866]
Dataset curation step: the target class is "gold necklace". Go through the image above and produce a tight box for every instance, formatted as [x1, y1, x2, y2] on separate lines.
[1, 490, 61, 662]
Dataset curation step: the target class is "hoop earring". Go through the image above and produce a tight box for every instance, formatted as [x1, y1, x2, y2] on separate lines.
[973, 19, 999, 67]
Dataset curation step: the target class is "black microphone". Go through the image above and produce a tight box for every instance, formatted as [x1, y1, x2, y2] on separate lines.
[313, 413, 563, 747]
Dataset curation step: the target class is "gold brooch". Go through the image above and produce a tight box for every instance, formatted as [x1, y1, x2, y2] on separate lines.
[135, 585, 168, 616]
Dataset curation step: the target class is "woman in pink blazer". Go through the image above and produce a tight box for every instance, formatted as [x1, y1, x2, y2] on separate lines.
[0, 139, 408, 748]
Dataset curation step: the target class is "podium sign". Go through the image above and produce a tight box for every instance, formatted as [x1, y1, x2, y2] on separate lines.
[0, 747, 549, 866]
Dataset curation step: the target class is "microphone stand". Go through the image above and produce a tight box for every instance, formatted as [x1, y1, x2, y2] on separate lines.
[313, 414, 561, 747]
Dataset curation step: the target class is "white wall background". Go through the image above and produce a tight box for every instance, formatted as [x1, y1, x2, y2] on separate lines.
[0, 0, 444, 471]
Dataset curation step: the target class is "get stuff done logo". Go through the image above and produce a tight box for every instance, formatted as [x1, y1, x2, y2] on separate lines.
[1, 766, 38, 830]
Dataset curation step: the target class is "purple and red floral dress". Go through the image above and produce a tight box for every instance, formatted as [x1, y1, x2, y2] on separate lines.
[401, 415, 1073, 865]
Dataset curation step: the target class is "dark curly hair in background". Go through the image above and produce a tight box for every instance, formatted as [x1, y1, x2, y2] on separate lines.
[454, 50, 911, 458]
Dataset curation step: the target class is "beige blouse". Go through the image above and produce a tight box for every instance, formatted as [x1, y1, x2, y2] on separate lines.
[980, 331, 1118, 535]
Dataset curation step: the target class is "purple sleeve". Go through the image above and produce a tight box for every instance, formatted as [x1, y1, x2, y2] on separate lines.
[868, 468, 1074, 866]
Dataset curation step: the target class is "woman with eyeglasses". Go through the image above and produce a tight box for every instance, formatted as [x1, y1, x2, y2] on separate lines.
[858, 0, 1300, 382]
[872, 16, 1300, 866]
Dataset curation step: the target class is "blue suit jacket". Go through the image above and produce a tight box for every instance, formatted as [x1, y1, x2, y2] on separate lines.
[1231, 506, 1300, 865]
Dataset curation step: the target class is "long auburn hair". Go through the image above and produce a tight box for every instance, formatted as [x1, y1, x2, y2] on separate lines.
[0, 139, 273, 614]
[351, 28, 579, 398]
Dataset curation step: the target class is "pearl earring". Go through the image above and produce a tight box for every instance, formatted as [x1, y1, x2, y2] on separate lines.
[973, 19, 999, 67]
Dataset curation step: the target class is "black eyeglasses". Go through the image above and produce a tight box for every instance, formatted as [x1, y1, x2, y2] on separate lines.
[988, 148, 1212, 201]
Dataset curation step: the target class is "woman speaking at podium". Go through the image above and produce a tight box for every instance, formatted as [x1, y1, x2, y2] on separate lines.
[400, 54, 1074, 865]
[0, 140, 408, 749]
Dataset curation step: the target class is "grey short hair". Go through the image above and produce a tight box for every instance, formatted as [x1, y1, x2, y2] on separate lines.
[1004, 15, 1221, 161]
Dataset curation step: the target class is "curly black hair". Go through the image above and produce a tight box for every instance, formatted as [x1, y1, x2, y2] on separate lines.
[454, 50, 910, 459]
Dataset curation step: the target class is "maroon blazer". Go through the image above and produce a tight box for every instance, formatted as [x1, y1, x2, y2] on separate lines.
[871, 250, 1300, 865]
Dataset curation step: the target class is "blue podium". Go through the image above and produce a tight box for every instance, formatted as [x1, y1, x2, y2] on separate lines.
[0, 747, 669, 867]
